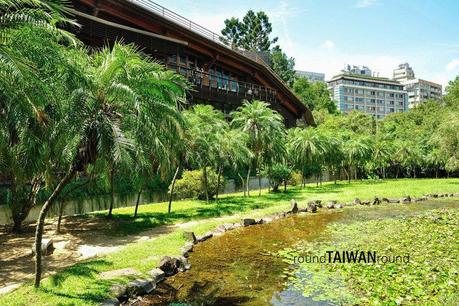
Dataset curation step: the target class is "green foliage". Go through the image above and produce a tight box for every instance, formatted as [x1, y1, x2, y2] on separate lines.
[173, 169, 224, 200]
[292, 78, 337, 113]
[220, 10, 278, 51]
[270, 45, 295, 86]
[280, 209, 459, 305]
[265, 163, 292, 191]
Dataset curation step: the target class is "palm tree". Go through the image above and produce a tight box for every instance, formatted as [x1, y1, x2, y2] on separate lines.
[342, 135, 371, 183]
[287, 127, 324, 187]
[183, 105, 226, 202]
[231, 100, 284, 196]
[0, 2, 82, 231]
[33, 42, 188, 287]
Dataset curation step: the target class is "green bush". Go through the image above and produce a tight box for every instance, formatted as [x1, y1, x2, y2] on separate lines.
[173, 169, 224, 200]
[289, 171, 303, 186]
[265, 164, 292, 192]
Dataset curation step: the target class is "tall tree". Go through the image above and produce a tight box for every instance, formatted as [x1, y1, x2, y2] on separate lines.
[231, 100, 285, 196]
[270, 45, 296, 86]
[221, 10, 278, 51]
[33, 42, 188, 287]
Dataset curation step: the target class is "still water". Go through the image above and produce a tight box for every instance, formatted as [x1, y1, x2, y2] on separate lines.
[140, 199, 459, 306]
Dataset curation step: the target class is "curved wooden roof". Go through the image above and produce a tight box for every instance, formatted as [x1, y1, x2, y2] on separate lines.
[73, 0, 315, 126]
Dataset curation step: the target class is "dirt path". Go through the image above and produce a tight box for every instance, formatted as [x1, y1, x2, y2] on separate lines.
[0, 213, 240, 295]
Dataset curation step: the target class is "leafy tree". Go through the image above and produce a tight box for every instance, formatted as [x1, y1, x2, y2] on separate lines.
[33, 42, 188, 287]
[231, 100, 285, 196]
[221, 10, 278, 51]
[183, 105, 226, 202]
[270, 46, 295, 86]
[292, 78, 337, 113]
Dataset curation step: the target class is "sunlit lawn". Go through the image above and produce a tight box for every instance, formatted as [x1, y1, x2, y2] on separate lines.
[2, 178, 459, 305]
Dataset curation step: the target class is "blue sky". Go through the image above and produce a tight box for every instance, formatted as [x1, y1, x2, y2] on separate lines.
[155, 0, 459, 88]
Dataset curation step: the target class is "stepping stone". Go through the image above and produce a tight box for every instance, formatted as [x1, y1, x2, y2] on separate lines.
[99, 268, 140, 280]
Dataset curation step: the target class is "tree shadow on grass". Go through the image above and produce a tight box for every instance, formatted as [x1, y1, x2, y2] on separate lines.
[49, 259, 113, 287]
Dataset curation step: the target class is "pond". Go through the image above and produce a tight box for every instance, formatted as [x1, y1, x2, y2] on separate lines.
[140, 199, 459, 305]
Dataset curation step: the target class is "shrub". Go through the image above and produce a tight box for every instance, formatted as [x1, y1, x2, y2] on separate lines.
[266, 164, 292, 192]
[289, 171, 303, 186]
[173, 169, 224, 200]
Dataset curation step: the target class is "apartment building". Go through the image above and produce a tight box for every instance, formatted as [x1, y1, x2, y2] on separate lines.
[295, 70, 325, 83]
[328, 72, 407, 119]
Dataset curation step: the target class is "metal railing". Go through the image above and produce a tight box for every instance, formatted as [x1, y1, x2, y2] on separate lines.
[167, 64, 277, 102]
[127, 0, 291, 90]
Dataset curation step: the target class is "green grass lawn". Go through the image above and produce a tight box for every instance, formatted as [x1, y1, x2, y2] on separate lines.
[2, 178, 459, 305]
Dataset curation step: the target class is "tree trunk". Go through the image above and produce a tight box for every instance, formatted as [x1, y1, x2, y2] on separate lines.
[56, 202, 64, 234]
[301, 169, 305, 188]
[284, 180, 287, 192]
[319, 171, 323, 187]
[435, 168, 439, 179]
[134, 188, 142, 218]
[11, 176, 41, 233]
[237, 173, 246, 196]
[168, 165, 180, 213]
[216, 166, 222, 201]
[203, 166, 209, 202]
[316, 174, 319, 187]
[34, 167, 76, 288]
[108, 168, 115, 218]
[257, 160, 261, 196]
[246, 164, 251, 197]
[348, 166, 351, 184]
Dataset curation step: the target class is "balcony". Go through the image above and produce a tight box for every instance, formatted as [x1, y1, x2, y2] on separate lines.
[167, 64, 278, 105]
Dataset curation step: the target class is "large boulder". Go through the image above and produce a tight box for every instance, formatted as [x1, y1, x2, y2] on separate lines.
[242, 218, 256, 226]
[158, 256, 191, 276]
[181, 242, 194, 257]
[126, 279, 155, 297]
[307, 202, 317, 213]
[290, 199, 299, 213]
[32, 238, 54, 256]
[149, 268, 165, 284]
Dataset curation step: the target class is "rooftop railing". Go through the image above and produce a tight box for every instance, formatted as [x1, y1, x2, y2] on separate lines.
[127, 0, 291, 91]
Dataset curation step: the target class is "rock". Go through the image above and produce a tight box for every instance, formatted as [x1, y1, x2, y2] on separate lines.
[176, 256, 191, 272]
[100, 268, 140, 280]
[298, 208, 308, 213]
[216, 223, 234, 232]
[256, 219, 264, 224]
[372, 197, 381, 205]
[453, 193, 459, 197]
[197, 231, 213, 242]
[353, 198, 361, 205]
[126, 279, 155, 296]
[400, 197, 410, 204]
[181, 242, 194, 257]
[242, 218, 256, 226]
[149, 268, 165, 283]
[336, 204, 344, 209]
[101, 298, 121, 306]
[386, 198, 399, 203]
[381, 198, 389, 203]
[314, 200, 323, 208]
[158, 256, 180, 276]
[362, 200, 370, 205]
[307, 202, 317, 213]
[263, 217, 273, 223]
[183, 231, 197, 244]
[109, 284, 127, 299]
[290, 199, 299, 213]
[233, 222, 242, 228]
[32, 238, 54, 256]
[326, 203, 335, 209]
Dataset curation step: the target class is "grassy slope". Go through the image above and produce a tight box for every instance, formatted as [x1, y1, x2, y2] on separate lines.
[2, 178, 459, 305]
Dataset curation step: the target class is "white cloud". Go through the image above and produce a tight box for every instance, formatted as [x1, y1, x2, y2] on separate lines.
[321, 40, 335, 50]
[446, 59, 459, 72]
[355, 0, 378, 8]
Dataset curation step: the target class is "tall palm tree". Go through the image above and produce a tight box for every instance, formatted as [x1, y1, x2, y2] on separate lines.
[33, 42, 188, 287]
[342, 135, 372, 183]
[0, 2, 82, 231]
[231, 100, 284, 196]
[287, 127, 324, 187]
[183, 105, 226, 202]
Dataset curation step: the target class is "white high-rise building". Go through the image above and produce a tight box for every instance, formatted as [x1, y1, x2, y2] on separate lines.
[393, 63, 415, 82]
[392, 63, 442, 108]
